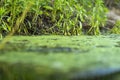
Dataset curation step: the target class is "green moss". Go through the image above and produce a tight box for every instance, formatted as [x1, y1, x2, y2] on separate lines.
[0, 35, 120, 79]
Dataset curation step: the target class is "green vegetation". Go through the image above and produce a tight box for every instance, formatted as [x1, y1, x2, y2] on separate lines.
[0, 35, 120, 80]
[0, 0, 108, 36]
[0, 0, 120, 80]
[110, 21, 120, 34]
[1, 34, 120, 53]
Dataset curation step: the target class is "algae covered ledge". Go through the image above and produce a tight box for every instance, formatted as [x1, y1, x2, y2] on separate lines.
[0, 35, 120, 80]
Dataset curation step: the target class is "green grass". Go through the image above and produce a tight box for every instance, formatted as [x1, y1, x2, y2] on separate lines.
[0, 0, 108, 36]
[110, 21, 120, 34]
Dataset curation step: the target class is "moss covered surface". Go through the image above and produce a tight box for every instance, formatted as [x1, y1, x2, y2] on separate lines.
[0, 35, 120, 80]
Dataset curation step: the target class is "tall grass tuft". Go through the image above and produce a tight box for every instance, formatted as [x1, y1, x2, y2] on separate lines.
[0, 0, 108, 36]
[110, 21, 120, 34]
[87, 0, 108, 35]
[0, 1, 33, 50]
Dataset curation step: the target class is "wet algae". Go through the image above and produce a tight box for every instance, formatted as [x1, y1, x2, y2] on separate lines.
[0, 34, 120, 80]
